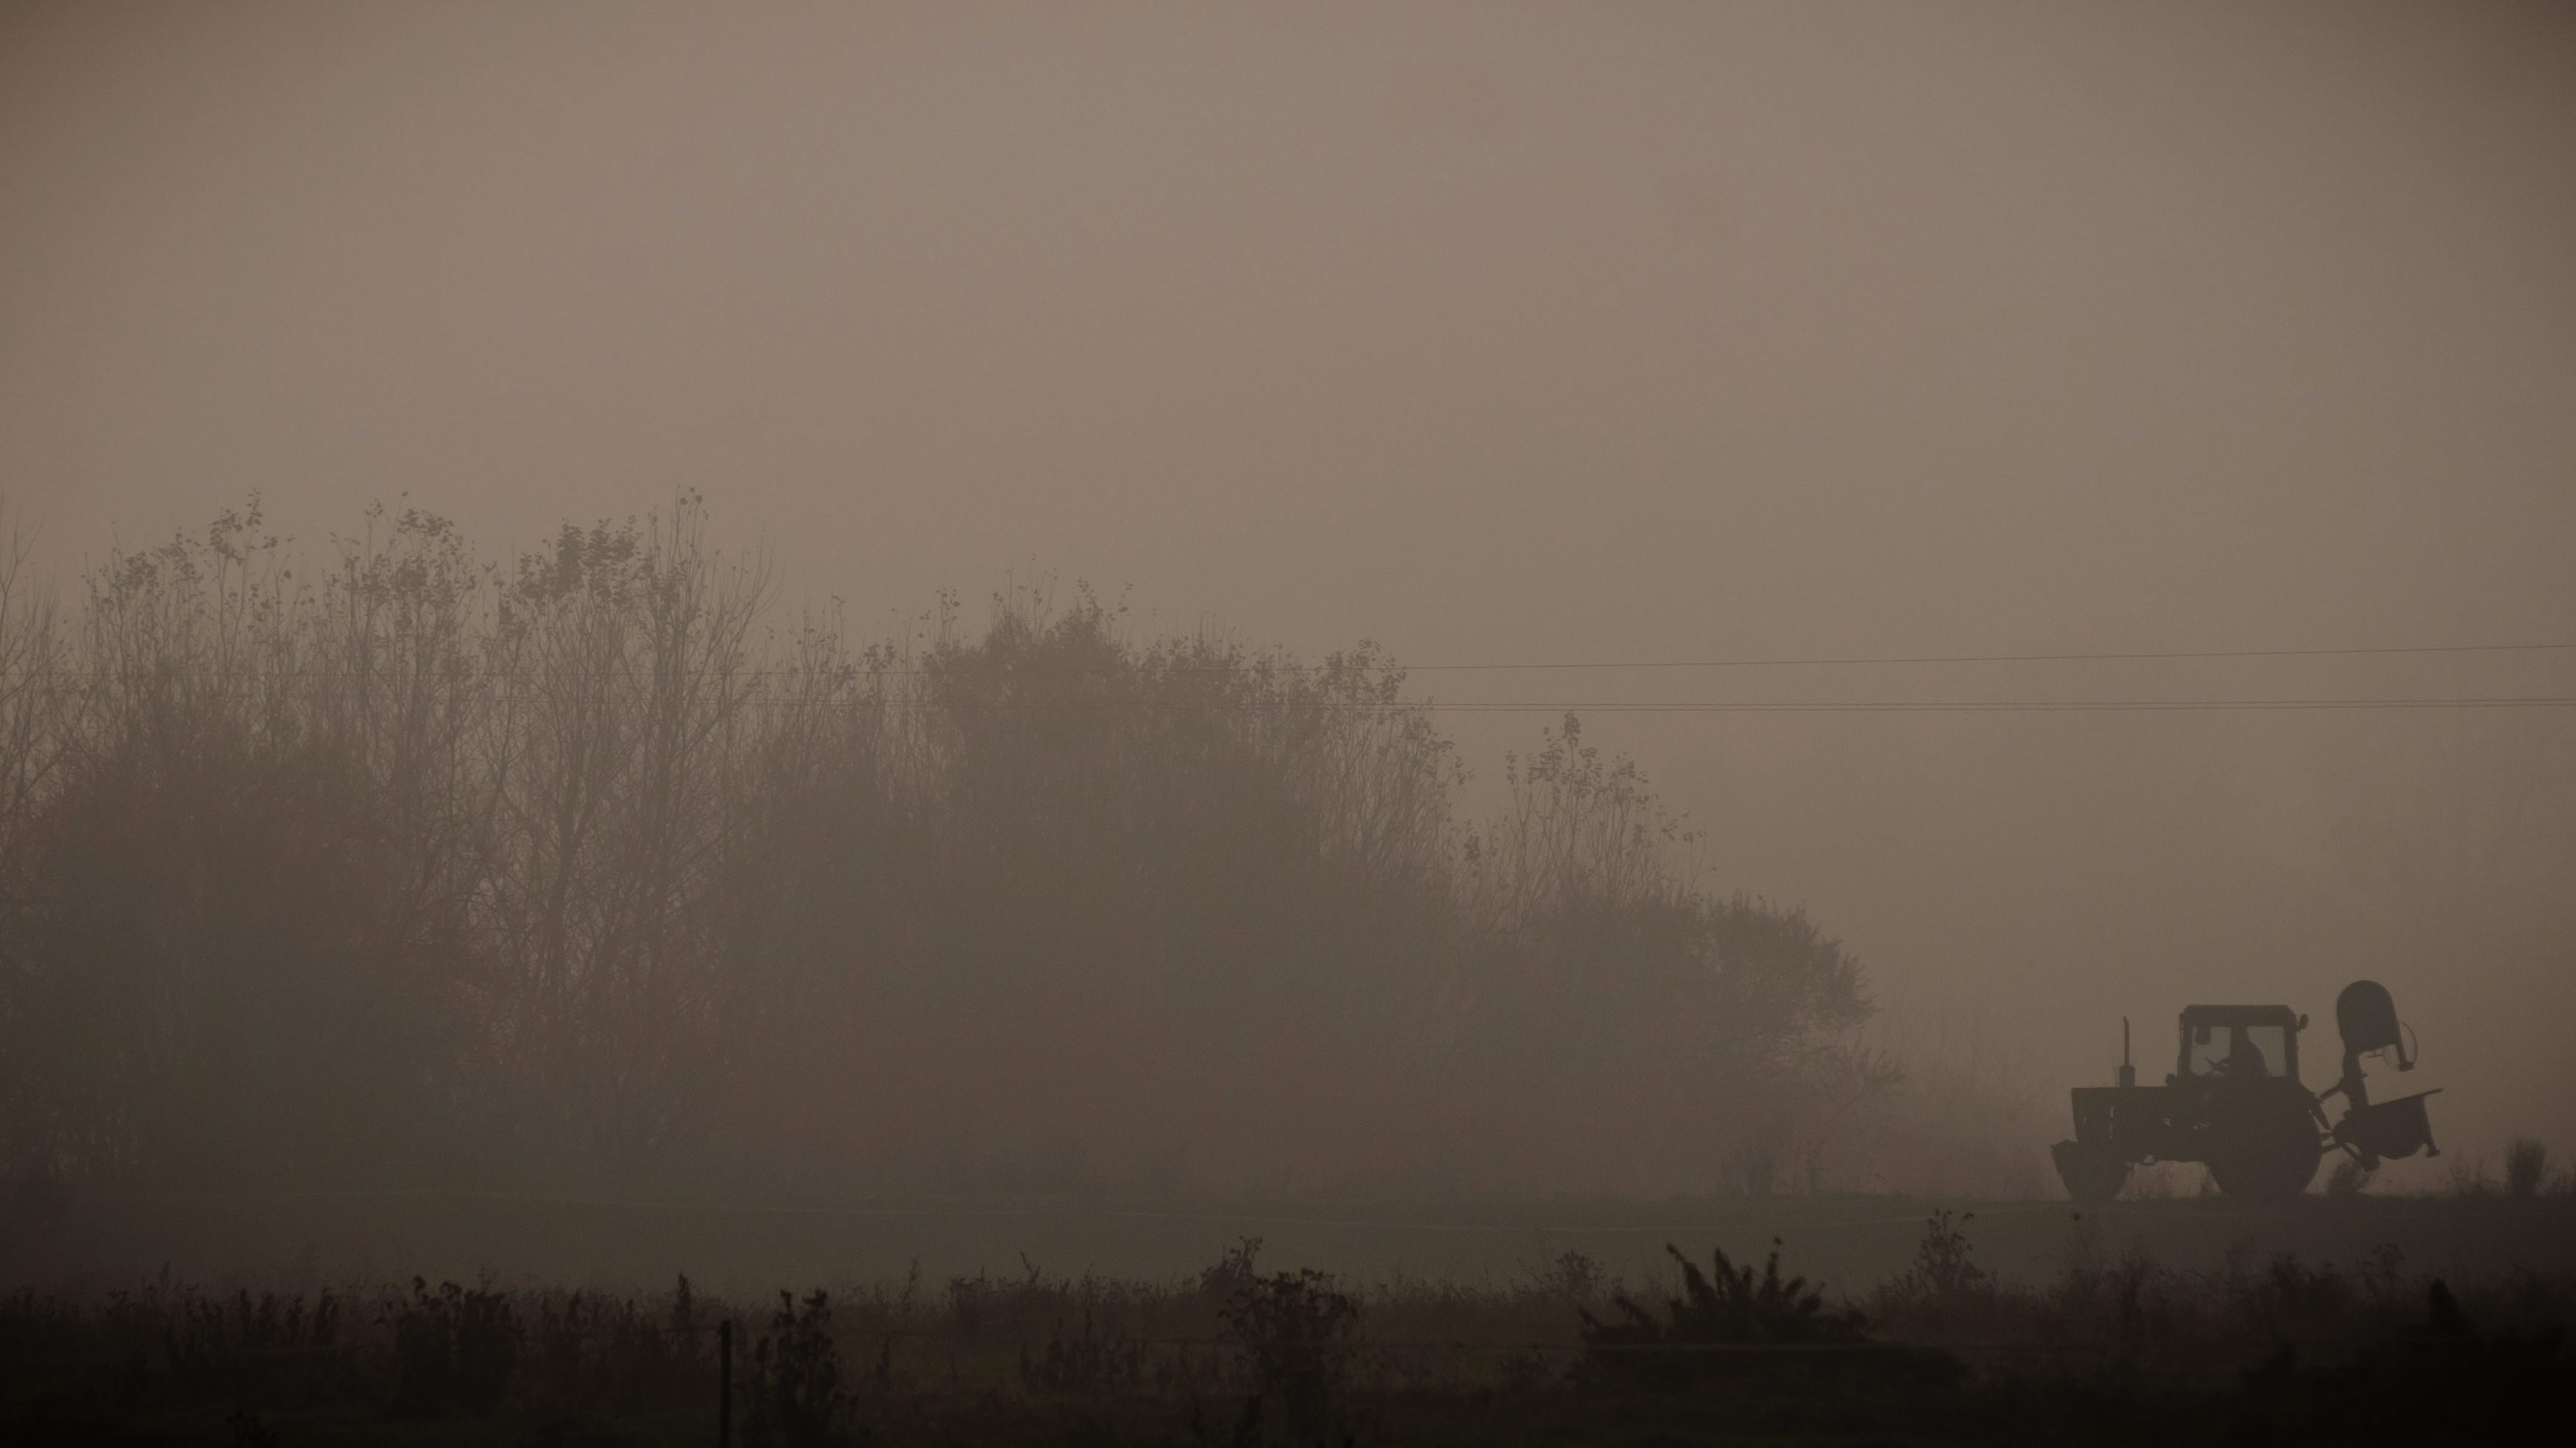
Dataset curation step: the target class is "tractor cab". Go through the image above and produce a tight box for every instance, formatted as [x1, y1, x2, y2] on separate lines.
[2175, 1005, 2300, 1084]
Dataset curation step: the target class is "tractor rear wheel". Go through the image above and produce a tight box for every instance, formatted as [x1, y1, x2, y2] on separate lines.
[2207, 1145, 2320, 1200]
[2205, 1098, 2324, 1201]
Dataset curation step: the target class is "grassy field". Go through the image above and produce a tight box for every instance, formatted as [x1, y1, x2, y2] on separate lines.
[7, 1192, 2570, 1444]
[15, 1186, 2576, 1296]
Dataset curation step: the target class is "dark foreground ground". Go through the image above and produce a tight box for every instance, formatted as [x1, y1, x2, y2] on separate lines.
[5, 1195, 2571, 1445]
[19, 1185, 2576, 1293]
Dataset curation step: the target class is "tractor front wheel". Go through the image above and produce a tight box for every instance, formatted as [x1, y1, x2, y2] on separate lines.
[2051, 1140, 2130, 1203]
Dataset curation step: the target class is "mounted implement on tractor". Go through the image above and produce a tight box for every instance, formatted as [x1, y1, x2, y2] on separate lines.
[2050, 981, 2439, 1202]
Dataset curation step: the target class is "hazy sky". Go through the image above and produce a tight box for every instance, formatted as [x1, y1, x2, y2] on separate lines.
[5, 0, 2572, 1176]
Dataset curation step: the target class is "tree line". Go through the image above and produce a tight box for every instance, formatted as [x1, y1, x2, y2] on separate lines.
[0, 497, 1884, 1197]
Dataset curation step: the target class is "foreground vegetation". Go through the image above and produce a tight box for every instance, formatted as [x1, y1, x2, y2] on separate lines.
[5, 1221, 2565, 1445]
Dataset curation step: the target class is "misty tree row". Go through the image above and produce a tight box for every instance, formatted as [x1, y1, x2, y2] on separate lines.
[0, 497, 1883, 1196]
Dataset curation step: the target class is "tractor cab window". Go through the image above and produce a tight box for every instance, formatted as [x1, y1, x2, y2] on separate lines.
[2187, 1023, 2287, 1079]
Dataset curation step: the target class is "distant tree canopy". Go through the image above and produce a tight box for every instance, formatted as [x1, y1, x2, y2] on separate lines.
[0, 497, 1877, 1196]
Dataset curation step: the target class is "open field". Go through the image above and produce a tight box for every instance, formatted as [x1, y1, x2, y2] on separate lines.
[14, 1188, 2575, 1297]
[8, 1193, 2570, 1444]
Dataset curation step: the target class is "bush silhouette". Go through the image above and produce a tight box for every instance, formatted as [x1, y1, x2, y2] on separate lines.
[1218, 1265, 1361, 1441]
[746, 1290, 858, 1448]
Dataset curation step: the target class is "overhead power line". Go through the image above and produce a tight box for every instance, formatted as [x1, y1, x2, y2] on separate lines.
[6, 640, 2573, 683]
[692, 694, 2576, 711]
[18, 688, 2569, 712]
[1400, 642, 2576, 672]
[1390, 696, 2576, 714]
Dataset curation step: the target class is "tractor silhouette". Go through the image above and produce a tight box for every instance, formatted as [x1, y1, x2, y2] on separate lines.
[2050, 980, 2439, 1202]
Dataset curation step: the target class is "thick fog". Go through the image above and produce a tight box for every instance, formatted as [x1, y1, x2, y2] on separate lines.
[3, 1, 2572, 1196]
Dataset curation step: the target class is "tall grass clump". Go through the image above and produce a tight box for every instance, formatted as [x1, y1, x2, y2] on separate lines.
[2505, 1138, 2550, 1199]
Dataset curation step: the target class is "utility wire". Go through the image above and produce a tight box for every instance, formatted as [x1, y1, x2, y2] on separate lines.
[4, 641, 2572, 683]
[11, 685, 2576, 712]
[1268, 697, 2576, 714]
[1401, 641, 2576, 672]
[695, 696, 2572, 712]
